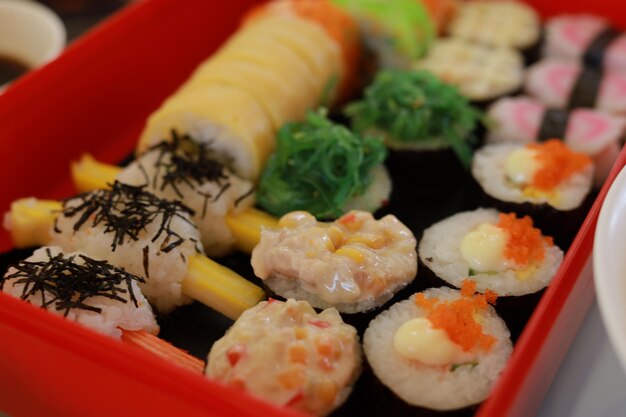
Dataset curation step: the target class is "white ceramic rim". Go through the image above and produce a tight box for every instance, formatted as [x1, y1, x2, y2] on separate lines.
[594, 164, 626, 374]
[0, 0, 66, 65]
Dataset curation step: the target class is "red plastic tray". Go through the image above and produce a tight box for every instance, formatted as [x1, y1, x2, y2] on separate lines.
[0, 1, 625, 416]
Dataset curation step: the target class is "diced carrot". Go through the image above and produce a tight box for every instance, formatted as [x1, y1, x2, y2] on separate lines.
[315, 378, 338, 407]
[278, 366, 307, 389]
[528, 139, 592, 191]
[294, 326, 309, 340]
[120, 329, 205, 374]
[288, 343, 309, 364]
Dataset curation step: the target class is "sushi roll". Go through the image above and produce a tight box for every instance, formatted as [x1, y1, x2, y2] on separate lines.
[543, 15, 626, 72]
[117, 131, 255, 258]
[1, 246, 158, 339]
[251, 210, 417, 314]
[415, 38, 525, 103]
[332, 0, 435, 69]
[419, 209, 562, 297]
[206, 298, 361, 416]
[48, 181, 203, 313]
[486, 96, 625, 186]
[138, 0, 361, 182]
[447, 0, 541, 51]
[346, 69, 481, 172]
[257, 109, 389, 219]
[363, 284, 513, 411]
[472, 140, 594, 246]
[525, 59, 626, 115]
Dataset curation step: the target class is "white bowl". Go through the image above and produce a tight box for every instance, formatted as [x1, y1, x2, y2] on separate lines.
[0, 0, 66, 88]
[594, 164, 626, 374]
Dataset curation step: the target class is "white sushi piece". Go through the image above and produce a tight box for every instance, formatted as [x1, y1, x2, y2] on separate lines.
[486, 96, 625, 186]
[447, 0, 540, 50]
[50, 182, 203, 313]
[472, 142, 594, 211]
[341, 164, 392, 214]
[544, 15, 626, 72]
[364, 287, 513, 411]
[207, 298, 361, 416]
[419, 209, 563, 297]
[1, 246, 159, 339]
[251, 210, 417, 314]
[415, 38, 524, 102]
[117, 134, 255, 258]
[525, 59, 626, 115]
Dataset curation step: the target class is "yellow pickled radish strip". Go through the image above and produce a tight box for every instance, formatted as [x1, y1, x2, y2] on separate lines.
[183, 254, 265, 320]
[71, 153, 122, 192]
[121, 329, 205, 374]
[225, 208, 279, 254]
[6, 198, 60, 248]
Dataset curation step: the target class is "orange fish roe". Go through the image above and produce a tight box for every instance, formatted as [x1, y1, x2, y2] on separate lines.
[527, 139, 592, 191]
[497, 213, 553, 266]
[414, 281, 497, 352]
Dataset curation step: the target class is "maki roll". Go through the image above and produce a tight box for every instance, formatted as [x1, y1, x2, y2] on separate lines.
[332, 0, 435, 69]
[447, 0, 541, 51]
[251, 210, 417, 314]
[486, 96, 625, 186]
[418, 209, 562, 298]
[363, 284, 513, 411]
[525, 59, 626, 115]
[117, 131, 255, 258]
[257, 109, 389, 219]
[415, 38, 525, 103]
[346, 69, 481, 176]
[206, 298, 361, 416]
[543, 15, 626, 71]
[138, 0, 361, 182]
[472, 140, 594, 245]
[1, 246, 158, 339]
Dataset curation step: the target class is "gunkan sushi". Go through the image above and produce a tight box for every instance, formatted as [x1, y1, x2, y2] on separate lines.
[251, 210, 417, 314]
[206, 298, 361, 416]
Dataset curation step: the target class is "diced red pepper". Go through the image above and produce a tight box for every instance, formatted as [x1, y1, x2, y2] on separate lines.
[285, 390, 304, 407]
[227, 344, 246, 367]
[308, 319, 330, 329]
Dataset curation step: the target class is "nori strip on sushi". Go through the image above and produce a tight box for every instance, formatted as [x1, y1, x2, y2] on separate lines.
[584, 27, 622, 68]
[568, 66, 603, 109]
[537, 109, 570, 142]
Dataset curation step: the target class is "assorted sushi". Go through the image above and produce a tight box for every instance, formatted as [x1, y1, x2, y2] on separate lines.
[207, 298, 361, 416]
[364, 284, 513, 411]
[525, 59, 626, 114]
[251, 210, 417, 314]
[486, 96, 625, 185]
[2, 1, 622, 416]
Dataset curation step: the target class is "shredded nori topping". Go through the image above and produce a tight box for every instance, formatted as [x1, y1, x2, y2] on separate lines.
[0, 248, 144, 316]
[142, 130, 254, 218]
[58, 181, 196, 253]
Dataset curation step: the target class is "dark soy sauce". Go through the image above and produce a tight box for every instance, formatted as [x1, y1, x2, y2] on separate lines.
[0, 55, 29, 85]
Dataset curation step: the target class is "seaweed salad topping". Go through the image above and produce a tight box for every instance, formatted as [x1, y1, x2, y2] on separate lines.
[58, 181, 196, 253]
[257, 109, 387, 219]
[1, 248, 144, 315]
[345, 70, 482, 167]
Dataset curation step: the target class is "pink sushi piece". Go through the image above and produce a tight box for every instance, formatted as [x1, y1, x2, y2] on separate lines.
[486, 97, 626, 185]
[544, 15, 626, 72]
[525, 59, 626, 115]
